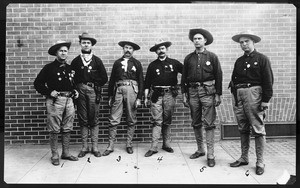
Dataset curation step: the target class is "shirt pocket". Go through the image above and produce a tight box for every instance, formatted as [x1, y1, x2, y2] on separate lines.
[202, 63, 213, 73]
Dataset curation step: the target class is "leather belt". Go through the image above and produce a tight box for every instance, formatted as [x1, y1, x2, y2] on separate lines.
[152, 86, 173, 93]
[116, 80, 137, 87]
[189, 80, 215, 88]
[235, 83, 260, 89]
[57, 91, 73, 97]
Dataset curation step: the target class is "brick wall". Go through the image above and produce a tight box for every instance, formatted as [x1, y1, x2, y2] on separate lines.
[5, 3, 296, 144]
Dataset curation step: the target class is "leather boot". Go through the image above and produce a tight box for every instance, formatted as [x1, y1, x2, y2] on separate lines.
[49, 132, 60, 166]
[103, 126, 117, 156]
[91, 125, 101, 157]
[61, 132, 78, 161]
[162, 124, 173, 153]
[149, 125, 162, 152]
[126, 125, 135, 154]
[78, 126, 89, 158]
[240, 133, 250, 163]
[255, 135, 266, 175]
[190, 127, 206, 159]
[206, 129, 215, 167]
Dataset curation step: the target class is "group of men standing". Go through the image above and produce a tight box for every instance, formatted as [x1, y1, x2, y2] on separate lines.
[34, 28, 273, 176]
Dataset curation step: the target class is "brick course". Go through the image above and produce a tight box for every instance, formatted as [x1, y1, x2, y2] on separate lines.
[5, 3, 296, 144]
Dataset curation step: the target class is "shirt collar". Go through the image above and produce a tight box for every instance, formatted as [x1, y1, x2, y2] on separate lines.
[194, 49, 207, 55]
[243, 49, 257, 57]
[158, 56, 168, 62]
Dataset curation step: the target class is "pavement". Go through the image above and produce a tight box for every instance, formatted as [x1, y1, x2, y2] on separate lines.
[2, 138, 296, 185]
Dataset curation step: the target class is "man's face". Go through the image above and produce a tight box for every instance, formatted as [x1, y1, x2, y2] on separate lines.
[193, 33, 207, 48]
[80, 39, 92, 52]
[156, 45, 167, 58]
[239, 37, 255, 53]
[56, 46, 68, 61]
[123, 44, 134, 58]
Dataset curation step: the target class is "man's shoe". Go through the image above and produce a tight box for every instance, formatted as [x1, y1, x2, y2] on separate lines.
[102, 150, 113, 156]
[189, 151, 205, 159]
[51, 157, 60, 166]
[126, 147, 133, 154]
[91, 150, 102, 157]
[78, 150, 89, 158]
[207, 158, 215, 167]
[162, 146, 174, 153]
[144, 150, 158, 157]
[230, 160, 249, 167]
[256, 166, 265, 175]
[61, 155, 78, 161]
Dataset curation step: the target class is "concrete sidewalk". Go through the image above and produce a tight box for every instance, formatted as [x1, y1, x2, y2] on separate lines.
[3, 138, 296, 184]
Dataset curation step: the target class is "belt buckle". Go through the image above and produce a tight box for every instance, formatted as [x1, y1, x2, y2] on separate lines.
[247, 83, 251, 87]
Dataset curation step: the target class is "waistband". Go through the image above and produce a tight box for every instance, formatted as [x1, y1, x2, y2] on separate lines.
[189, 80, 215, 88]
[116, 80, 137, 87]
[235, 83, 260, 89]
[80, 82, 95, 88]
[152, 86, 177, 93]
[57, 91, 73, 97]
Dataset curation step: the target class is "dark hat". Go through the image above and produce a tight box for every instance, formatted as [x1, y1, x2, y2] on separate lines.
[150, 39, 172, 52]
[118, 41, 140, 51]
[189, 28, 213, 45]
[232, 30, 261, 43]
[48, 40, 71, 56]
[79, 32, 97, 46]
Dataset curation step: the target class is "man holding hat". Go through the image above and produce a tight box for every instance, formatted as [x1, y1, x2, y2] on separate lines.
[71, 32, 108, 158]
[181, 28, 223, 167]
[34, 40, 79, 166]
[229, 30, 273, 175]
[103, 41, 144, 156]
[144, 39, 183, 157]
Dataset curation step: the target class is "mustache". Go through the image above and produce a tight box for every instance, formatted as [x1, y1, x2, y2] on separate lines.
[158, 52, 165, 55]
[125, 51, 131, 55]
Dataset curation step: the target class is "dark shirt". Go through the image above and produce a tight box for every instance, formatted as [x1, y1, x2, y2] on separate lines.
[108, 56, 144, 99]
[181, 49, 223, 95]
[231, 49, 274, 102]
[70, 54, 108, 86]
[34, 59, 75, 96]
[144, 57, 183, 89]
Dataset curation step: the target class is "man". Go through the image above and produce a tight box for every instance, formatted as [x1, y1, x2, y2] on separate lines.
[71, 32, 108, 158]
[34, 40, 79, 166]
[229, 30, 273, 175]
[103, 41, 144, 156]
[144, 39, 183, 157]
[181, 28, 223, 167]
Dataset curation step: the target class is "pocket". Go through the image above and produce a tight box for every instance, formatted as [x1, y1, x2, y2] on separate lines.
[202, 64, 213, 73]
[132, 84, 138, 94]
[204, 85, 216, 95]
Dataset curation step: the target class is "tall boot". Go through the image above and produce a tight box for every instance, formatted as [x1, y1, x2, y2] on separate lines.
[162, 124, 174, 153]
[206, 129, 215, 167]
[240, 133, 251, 163]
[126, 125, 135, 154]
[190, 126, 206, 159]
[78, 126, 89, 158]
[255, 135, 266, 175]
[91, 125, 101, 157]
[61, 132, 78, 161]
[49, 132, 59, 166]
[102, 126, 117, 156]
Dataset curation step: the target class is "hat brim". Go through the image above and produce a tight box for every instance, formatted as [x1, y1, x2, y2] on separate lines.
[118, 41, 140, 50]
[149, 41, 172, 52]
[232, 34, 261, 43]
[79, 37, 97, 46]
[48, 42, 71, 56]
[189, 28, 213, 45]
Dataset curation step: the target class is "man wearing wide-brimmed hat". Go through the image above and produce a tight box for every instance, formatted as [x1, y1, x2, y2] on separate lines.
[181, 28, 223, 167]
[143, 39, 183, 157]
[103, 41, 144, 156]
[71, 32, 108, 158]
[229, 30, 273, 175]
[34, 40, 79, 166]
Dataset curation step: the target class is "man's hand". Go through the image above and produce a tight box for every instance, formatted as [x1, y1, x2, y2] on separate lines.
[182, 94, 189, 108]
[259, 102, 269, 111]
[108, 97, 113, 107]
[50, 90, 59, 98]
[214, 94, 221, 107]
[73, 90, 79, 99]
[135, 98, 141, 109]
[144, 98, 150, 108]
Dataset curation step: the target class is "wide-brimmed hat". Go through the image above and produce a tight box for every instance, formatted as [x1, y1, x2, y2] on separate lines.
[118, 41, 140, 51]
[79, 32, 97, 46]
[189, 28, 213, 45]
[150, 39, 172, 52]
[48, 40, 71, 56]
[232, 30, 261, 43]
